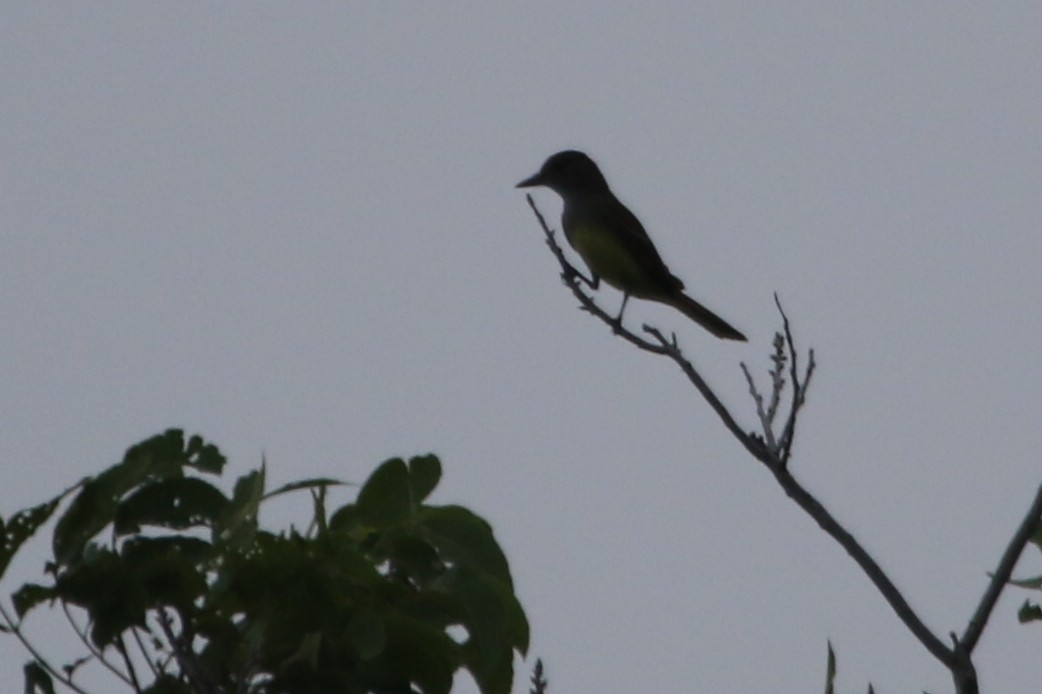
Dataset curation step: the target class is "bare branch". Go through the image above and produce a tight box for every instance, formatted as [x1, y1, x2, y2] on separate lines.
[769, 464, 954, 668]
[523, 197, 958, 678]
[961, 479, 1042, 653]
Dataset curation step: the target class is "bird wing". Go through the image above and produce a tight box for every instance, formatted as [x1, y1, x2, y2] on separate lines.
[591, 194, 685, 292]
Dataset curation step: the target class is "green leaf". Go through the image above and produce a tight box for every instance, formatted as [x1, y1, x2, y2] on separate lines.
[1008, 574, 1042, 589]
[443, 566, 529, 692]
[357, 458, 412, 527]
[824, 640, 836, 694]
[55, 549, 148, 647]
[0, 492, 68, 578]
[215, 468, 265, 550]
[12, 583, 56, 619]
[53, 467, 139, 565]
[53, 432, 191, 564]
[114, 477, 229, 535]
[390, 536, 443, 585]
[184, 433, 226, 474]
[1018, 599, 1042, 623]
[121, 537, 210, 607]
[408, 454, 442, 503]
[373, 612, 461, 694]
[265, 477, 348, 500]
[141, 674, 194, 693]
[347, 609, 387, 660]
[420, 505, 512, 586]
[23, 661, 56, 694]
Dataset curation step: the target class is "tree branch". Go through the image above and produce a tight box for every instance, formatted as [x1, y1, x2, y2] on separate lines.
[523, 195, 978, 684]
[961, 479, 1042, 653]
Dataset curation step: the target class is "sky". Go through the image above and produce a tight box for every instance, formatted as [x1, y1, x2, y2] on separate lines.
[2, 3, 1042, 692]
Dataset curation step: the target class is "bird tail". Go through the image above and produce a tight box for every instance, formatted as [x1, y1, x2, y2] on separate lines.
[668, 292, 747, 341]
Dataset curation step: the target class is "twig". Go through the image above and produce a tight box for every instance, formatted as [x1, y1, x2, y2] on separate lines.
[765, 332, 786, 426]
[774, 294, 815, 465]
[157, 607, 218, 694]
[62, 601, 134, 686]
[642, 325, 770, 462]
[740, 361, 777, 452]
[115, 634, 143, 691]
[0, 600, 92, 694]
[130, 624, 163, 680]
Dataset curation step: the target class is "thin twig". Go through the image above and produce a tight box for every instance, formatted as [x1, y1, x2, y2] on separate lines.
[774, 295, 815, 465]
[115, 634, 143, 692]
[157, 607, 218, 694]
[62, 601, 134, 686]
[740, 361, 777, 452]
[765, 332, 786, 426]
[130, 624, 162, 680]
[640, 325, 770, 462]
[0, 600, 92, 694]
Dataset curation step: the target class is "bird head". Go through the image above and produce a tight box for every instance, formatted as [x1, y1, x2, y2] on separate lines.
[517, 150, 609, 195]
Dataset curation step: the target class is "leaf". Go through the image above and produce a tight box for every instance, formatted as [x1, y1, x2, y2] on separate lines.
[55, 549, 149, 647]
[357, 458, 412, 527]
[121, 536, 210, 607]
[12, 583, 56, 619]
[53, 466, 139, 565]
[23, 661, 56, 694]
[114, 477, 229, 535]
[184, 433, 227, 474]
[373, 612, 461, 694]
[0, 492, 68, 578]
[443, 566, 529, 691]
[1018, 599, 1042, 623]
[53, 431, 229, 563]
[390, 536, 443, 585]
[141, 674, 194, 693]
[419, 505, 512, 586]
[408, 455, 442, 503]
[347, 609, 387, 660]
[265, 477, 348, 500]
[824, 640, 836, 694]
[215, 468, 265, 550]
[1008, 574, 1042, 589]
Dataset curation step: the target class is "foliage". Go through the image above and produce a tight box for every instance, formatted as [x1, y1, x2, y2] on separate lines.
[0, 430, 528, 693]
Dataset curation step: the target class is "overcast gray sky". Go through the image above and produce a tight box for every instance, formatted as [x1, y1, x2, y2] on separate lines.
[3, 4, 1042, 692]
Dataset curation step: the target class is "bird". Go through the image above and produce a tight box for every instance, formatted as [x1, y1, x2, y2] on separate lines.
[517, 150, 746, 341]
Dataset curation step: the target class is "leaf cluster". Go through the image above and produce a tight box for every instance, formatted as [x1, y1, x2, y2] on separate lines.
[1, 430, 528, 694]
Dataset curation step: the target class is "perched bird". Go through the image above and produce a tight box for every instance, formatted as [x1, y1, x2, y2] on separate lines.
[518, 150, 746, 341]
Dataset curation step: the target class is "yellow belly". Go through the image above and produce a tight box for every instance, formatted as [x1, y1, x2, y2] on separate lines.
[568, 223, 665, 298]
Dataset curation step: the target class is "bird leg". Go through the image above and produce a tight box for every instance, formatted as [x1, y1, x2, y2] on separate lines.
[562, 260, 599, 291]
[614, 293, 630, 326]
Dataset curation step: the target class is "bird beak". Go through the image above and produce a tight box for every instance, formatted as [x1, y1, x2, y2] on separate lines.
[516, 172, 544, 188]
